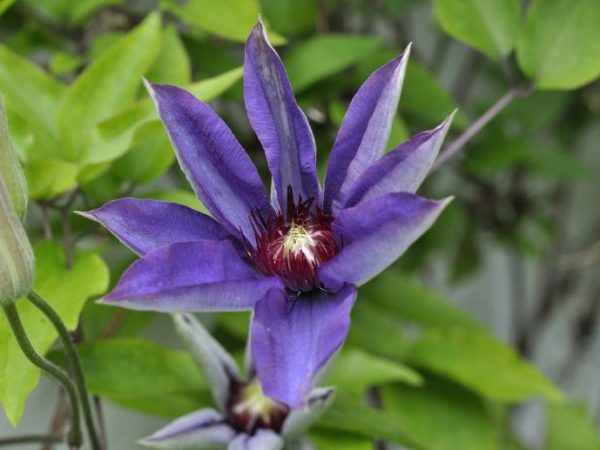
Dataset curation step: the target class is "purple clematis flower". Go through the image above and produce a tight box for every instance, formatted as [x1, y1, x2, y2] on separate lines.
[140, 313, 334, 450]
[80, 20, 453, 408]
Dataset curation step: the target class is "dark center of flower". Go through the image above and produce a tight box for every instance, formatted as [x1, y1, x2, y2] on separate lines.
[227, 380, 289, 434]
[249, 187, 338, 292]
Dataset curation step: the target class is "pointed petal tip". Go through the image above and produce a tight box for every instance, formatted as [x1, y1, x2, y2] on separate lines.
[73, 209, 93, 220]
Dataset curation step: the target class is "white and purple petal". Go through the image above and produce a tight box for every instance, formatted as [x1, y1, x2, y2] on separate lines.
[344, 113, 454, 208]
[244, 21, 319, 210]
[78, 198, 230, 256]
[145, 82, 272, 243]
[173, 314, 240, 411]
[281, 387, 335, 439]
[139, 408, 234, 449]
[251, 286, 356, 408]
[323, 46, 410, 213]
[102, 240, 283, 312]
[319, 193, 452, 289]
[228, 429, 284, 450]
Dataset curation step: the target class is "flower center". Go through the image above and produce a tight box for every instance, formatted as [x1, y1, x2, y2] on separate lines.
[228, 380, 289, 434]
[249, 187, 338, 292]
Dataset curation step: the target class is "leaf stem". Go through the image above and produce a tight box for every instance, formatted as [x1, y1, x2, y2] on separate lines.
[433, 85, 533, 170]
[27, 290, 103, 450]
[0, 433, 63, 446]
[1, 303, 82, 448]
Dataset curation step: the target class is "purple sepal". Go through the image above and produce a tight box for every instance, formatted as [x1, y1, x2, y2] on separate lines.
[244, 21, 319, 211]
[323, 46, 411, 213]
[139, 408, 234, 449]
[146, 82, 272, 243]
[344, 113, 454, 208]
[78, 198, 230, 255]
[102, 240, 282, 312]
[319, 193, 452, 289]
[251, 286, 356, 408]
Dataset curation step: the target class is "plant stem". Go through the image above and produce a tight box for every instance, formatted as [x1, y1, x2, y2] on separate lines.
[27, 291, 102, 450]
[0, 434, 63, 446]
[433, 85, 532, 170]
[1, 303, 82, 448]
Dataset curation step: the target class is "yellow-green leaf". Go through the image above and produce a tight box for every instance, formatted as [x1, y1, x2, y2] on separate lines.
[0, 241, 109, 425]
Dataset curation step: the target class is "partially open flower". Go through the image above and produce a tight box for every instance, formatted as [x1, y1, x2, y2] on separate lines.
[81, 19, 453, 408]
[139, 314, 334, 450]
[0, 177, 33, 305]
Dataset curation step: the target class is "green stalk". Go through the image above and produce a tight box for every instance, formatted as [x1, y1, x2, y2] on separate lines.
[27, 290, 102, 450]
[2, 303, 82, 449]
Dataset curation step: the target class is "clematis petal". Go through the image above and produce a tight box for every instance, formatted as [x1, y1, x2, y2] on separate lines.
[173, 314, 240, 411]
[102, 240, 283, 312]
[228, 429, 284, 450]
[281, 387, 335, 439]
[344, 113, 454, 208]
[244, 20, 319, 210]
[139, 408, 234, 449]
[319, 193, 452, 290]
[251, 286, 356, 408]
[78, 198, 230, 256]
[323, 46, 410, 213]
[145, 82, 272, 242]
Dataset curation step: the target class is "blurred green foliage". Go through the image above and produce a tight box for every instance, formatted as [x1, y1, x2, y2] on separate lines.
[1, 0, 600, 449]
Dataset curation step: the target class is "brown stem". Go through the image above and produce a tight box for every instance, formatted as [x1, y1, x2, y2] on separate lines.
[0, 434, 63, 446]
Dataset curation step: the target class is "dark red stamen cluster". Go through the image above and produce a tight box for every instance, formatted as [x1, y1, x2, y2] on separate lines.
[227, 381, 289, 434]
[249, 187, 338, 292]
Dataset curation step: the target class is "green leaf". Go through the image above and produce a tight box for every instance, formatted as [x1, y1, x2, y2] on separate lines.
[310, 430, 372, 450]
[547, 403, 600, 450]
[0, 241, 109, 425]
[285, 35, 382, 92]
[383, 376, 498, 450]
[363, 272, 483, 330]
[327, 348, 422, 395]
[403, 61, 467, 128]
[146, 25, 191, 85]
[143, 189, 208, 214]
[86, 67, 243, 167]
[0, 45, 64, 156]
[113, 121, 174, 184]
[517, 0, 600, 89]
[161, 0, 285, 44]
[318, 393, 424, 449]
[0, 0, 15, 15]
[434, 0, 521, 60]
[68, 0, 123, 25]
[57, 13, 162, 161]
[347, 302, 409, 360]
[73, 338, 209, 417]
[25, 159, 79, 200]
[406, 327, 564, 403]
[259, 0, 316, 36]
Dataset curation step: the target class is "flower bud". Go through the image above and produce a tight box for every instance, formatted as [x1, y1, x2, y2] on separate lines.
[0, 96, 28, 221]
[0, 177, 34, 305]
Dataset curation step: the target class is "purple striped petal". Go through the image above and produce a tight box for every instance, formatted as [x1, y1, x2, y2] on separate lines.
[103, 240, 282, 312]
[139, 408, 234, 449]
[244, 21, 319, 211]
[78, 198, 230, 256]
[319, 193, 452, 289]
[174, 314, 240, 411]
[145, 82, 272, 242]
[344, 113, 454, 208]
[228, 429, 284, 450]
[323, 46, 411, 213]
[251, 286, 356, 408]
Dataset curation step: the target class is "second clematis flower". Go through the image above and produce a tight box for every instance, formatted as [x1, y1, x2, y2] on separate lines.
[81, 20, 453, 407]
